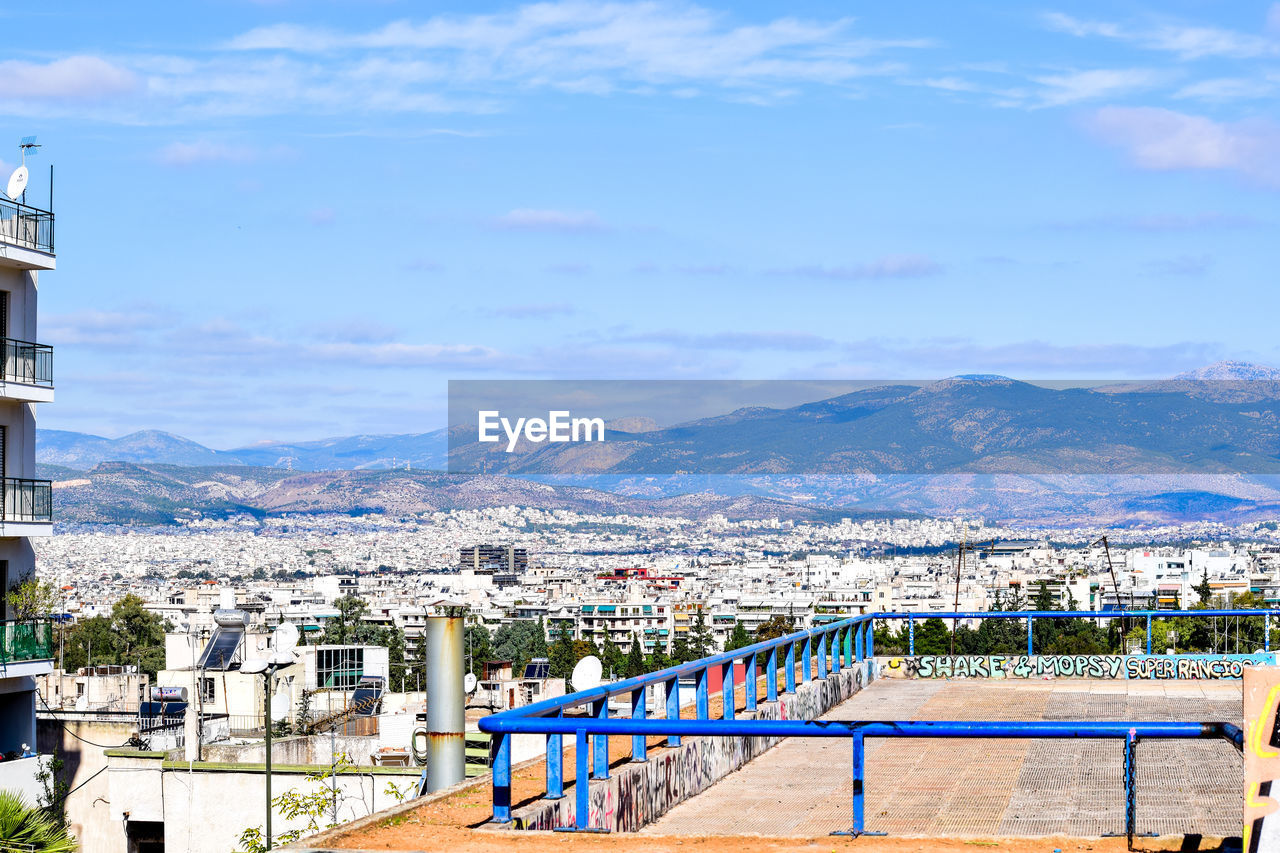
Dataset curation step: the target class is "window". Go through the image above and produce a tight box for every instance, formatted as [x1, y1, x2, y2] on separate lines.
[317, 647, 364, 689]
[200, 677, 215, 703]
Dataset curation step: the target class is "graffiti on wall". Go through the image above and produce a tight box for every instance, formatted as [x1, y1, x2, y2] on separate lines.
[512, 662, 868, 832]
[880, 654, 1275, 680]
[1245, 666, 1280, 852]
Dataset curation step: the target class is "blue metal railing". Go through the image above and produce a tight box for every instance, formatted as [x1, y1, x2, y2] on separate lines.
[476, 609, 1268, 836]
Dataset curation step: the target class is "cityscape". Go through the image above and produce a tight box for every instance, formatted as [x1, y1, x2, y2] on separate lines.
[4, 1, 1280, 852]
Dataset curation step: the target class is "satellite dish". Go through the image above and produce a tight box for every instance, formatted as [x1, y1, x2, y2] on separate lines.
[464, 672, 477, 694]
[570, 655, 603, 692]
[239, 658, 269, 674]
[273, 622, 299, 653]
[6, 166, 27, 201]
[270, 690, 291, 722]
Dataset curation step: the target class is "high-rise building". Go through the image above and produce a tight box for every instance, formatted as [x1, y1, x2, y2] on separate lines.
[459, 544, 528, 574]
[0, 162, 56, 800]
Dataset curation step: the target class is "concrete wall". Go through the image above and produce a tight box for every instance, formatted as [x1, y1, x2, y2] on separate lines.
[1244, 666, 1280, 851]
[879, 653, 1275, 680]
[0, 755, 44, 804]
[102, 754, 419, 853]
[509, 661, 872, 832]
[37, 717, 134, 853]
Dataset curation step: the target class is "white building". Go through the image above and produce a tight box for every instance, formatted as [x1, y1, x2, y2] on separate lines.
[0, 158, 56, 800]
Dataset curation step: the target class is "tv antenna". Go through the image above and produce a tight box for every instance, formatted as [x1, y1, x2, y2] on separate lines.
[6, 136, 39, 202]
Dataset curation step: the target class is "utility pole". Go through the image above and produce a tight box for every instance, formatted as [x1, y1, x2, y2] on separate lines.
[950, 524, 968, 656]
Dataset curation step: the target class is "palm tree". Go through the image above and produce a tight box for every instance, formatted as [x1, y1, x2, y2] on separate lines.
[0, 790, 76, 853]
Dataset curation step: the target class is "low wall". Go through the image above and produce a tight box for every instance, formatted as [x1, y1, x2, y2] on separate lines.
[509, 661, 872, 832]
[878, 653, 1275, 680]
[1244, 666, 1280, 851]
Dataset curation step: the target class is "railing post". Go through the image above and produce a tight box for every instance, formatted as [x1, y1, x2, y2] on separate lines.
[1124, 729, 1137, 846]
[843, 625, 853, 666]
[802, 636, 812, 683]
[665, 676, 681, 748]
[547, 709, 564, 799]
[1146, 615, 1152, 655]
[493, 732, 512, 823]
[908, 616, 915, 655]
[591, 698, 609, 779]
[767, 646, 778, 702]
[746, 653, 758, 711]
[865, 621, 875, 660]
[722, 660, 735, 720]
[575, 728, 590, 830]
[817, 632, 828, 680]
[1027, 616, 1033, 656]
[1268, 612, 1272, 653]
[855, 622, 863, 661]
[832, 629, 841, 673]
[852, 731, 866, 835]
[785, 642, 796, 693]
[631, 687, 647, 763]
[696, 666, 709, 720]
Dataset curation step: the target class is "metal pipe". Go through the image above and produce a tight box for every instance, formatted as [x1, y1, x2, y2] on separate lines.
[745, 653, 758, 711]
[479, 715, 1234, 742]
[664, 676, 680, 748]
[592, 698, 609, 779]
[424, 616, 465, 793]
[766, 648, 777, 702]
[631, 688, 646, 762]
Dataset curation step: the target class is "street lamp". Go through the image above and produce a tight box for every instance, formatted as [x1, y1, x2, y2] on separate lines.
[240, 623, 300, 851]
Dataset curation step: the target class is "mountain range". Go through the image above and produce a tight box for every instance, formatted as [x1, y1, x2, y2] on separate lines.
[35, 363, 1280, 526]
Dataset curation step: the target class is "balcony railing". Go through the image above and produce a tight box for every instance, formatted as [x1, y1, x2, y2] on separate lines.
[0, 619, 54, 665]
[2, 478, 52, 523]
[1, 339, 52, 387]
[0, 197, 54, 254]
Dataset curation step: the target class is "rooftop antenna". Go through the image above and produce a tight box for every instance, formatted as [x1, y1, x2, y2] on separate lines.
[6, 136, 39, 203]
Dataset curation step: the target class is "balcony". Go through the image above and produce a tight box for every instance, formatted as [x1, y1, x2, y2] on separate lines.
[0, 197, 55, 269]
[0, 619, 54, 677]
[0, 478, 52, 535]
[0, 338, 53, 402]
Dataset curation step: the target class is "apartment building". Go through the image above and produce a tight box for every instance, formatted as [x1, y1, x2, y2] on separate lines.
[0, 163, 56, 801]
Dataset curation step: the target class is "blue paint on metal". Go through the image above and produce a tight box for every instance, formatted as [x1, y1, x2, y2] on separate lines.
[631, 688, 646, 762]
[575, 729, 589, 829]
[480, 609, 1271, 828]
[785, 641, 796, 693]
[665, 675, 680, 748]
[766, 647, 778, 702]
[1027, 616, 1034, 656]
[817, 633, 828, 680]
[1146, 615, 1153, 655]
[722, 661, 735, 721]
[492, 732, 511, 823]
[746, 653, 758, 711]
[591, 698, 609, 779]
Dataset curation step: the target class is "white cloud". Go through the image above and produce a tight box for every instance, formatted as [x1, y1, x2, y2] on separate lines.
[779, 255, 943, 280]
[1044, 11, 1279, 60]
[1089, 106, 1280, 185]
[157, 140, 287, 166]
[0, 56, 136, 99]
[493, 208, 607, 232]
[1033, 68, 1164, 106]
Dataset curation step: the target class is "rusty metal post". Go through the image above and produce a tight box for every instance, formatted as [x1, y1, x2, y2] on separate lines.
[424, 615, 465, 792]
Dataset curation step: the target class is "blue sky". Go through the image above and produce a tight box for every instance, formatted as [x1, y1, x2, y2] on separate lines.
[4, 1, 1279, 447]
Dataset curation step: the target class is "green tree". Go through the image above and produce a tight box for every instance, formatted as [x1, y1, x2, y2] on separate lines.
[1195, 568, 1212, 606]
[493, 620, 548, 676]
[724, 621, 751, 652]
[600, 631, 626, 679]
[110, 594, 171, 679]
[35, 748, 69, 833]
[61, 616, 119, 672]
[670, 635, 694, 664]
[754, 615, 794, 643]
[464, 622, 493, 679]
[0, 790, 75, 853]
[625, 634, 645, 678]
[689, 610, 713, 657]
[913, 618, 952, 655]
[6, 580, 61, 620]
[548, 623, 576, 680]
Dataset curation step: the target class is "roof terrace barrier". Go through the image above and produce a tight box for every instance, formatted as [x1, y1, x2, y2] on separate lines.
[477, 609, 1273, 837]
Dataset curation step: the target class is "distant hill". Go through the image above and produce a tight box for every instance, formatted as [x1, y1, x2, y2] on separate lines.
[38, 429, 449, 471]
[44, 463, 886, 526]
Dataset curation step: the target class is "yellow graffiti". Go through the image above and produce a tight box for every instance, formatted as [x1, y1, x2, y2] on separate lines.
[1248, 684, 1280, 759]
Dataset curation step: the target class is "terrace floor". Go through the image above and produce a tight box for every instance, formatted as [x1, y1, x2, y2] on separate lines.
[643, 678, 1244, 838]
